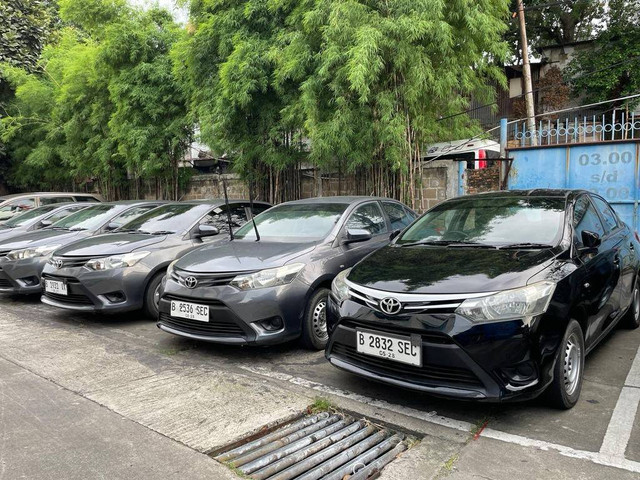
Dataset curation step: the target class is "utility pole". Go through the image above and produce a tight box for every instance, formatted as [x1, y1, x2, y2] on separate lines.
[516, 0, 537, 145]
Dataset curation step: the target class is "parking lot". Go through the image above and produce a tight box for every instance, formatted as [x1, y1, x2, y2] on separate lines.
[1, 294, 640, 479]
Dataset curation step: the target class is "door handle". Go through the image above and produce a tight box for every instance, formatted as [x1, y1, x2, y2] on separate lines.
[630, 243, 635, 251]
[614, 255, 621, 268]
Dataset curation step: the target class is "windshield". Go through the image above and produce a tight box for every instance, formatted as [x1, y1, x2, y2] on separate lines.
[234, 203, 348, 241]
[51, 204, 121, 231]
[119, 204, 202, 234]
[397, 196, 566, 247]
[2, 205, 59, 228]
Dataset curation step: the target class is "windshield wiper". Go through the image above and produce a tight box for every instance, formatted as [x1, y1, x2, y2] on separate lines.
[498, 242, 554, 250]
[68, 227, 87, 231]
[148, 230, 174, 235]
[399, 240, 496, 248]
[51, 226, 70, 231]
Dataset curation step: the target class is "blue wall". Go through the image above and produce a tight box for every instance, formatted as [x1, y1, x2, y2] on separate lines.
[507, 142, 639, 231]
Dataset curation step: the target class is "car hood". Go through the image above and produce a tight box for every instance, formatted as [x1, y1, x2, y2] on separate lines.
[0, 227, 29, 243]
[0, 229, 86, 251]
[348, 245, 558, 294]
[177, 240, 317, 273]
[54, 233, 168, 257]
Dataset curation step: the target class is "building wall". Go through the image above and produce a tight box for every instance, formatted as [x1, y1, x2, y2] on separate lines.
[466, 164, 501, 195]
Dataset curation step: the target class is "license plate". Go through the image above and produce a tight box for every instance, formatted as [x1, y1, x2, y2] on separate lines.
[45, 279, 67, 296]
[356, 330, 422, 367]
[170, 300, 209, 322]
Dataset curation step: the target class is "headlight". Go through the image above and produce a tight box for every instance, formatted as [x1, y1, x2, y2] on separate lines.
[230, 263, 305, 290]
[85, 251, 151, 271]
[166, 259, 179, 277]
[331, 268, 352, 303]
[7, 244, 61, 261]
[455, 281, 556, 323]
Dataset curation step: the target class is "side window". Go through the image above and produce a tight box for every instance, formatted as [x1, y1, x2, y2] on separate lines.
[346, 203, 388, 235]
[41, 196, 74, 205]
[201, 205, 248, 233]
[382, 202, 413, 230]
[0, 197, 35, 212]
[573, 196, 605, 241]
[74, 196, 99, 203]
[591, 196, 619, 232]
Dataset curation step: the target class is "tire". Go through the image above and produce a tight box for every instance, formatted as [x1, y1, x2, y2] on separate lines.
[143, 271, 165, 320]
[546, 319, 585, 409]
[300, 288, 330, 350]
[622, 278, 640, 329]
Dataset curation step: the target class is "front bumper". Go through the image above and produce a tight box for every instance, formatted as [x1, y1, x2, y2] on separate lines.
[0, 256, 48, 294]
[325, 295, 548, 402]
[40, 264, 151, 313]
[156, 278, 310, 346]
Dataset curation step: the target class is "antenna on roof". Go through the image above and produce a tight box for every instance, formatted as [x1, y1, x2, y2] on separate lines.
[248, 178, 260, 242]
[217, 166, 234, 241]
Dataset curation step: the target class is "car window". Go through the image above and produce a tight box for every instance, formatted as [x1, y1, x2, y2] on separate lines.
[119, 204, 206, 234]
[109, 205, 162, 230]
[573, 196, 605, 240]
[0, 197, 36, 213]
[45, 205, 87, 224]
[41, 196, 74, 205]
[3, 205, 59, 227]
[382, 202, 414, 230]
[591, 196, 619, 232]
[200, 204, 248, 233]
[346, 202, 388, 235]
[74, 196, 99, 202]
[399, 197, 566, 246]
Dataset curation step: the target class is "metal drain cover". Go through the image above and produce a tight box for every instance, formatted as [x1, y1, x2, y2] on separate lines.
[213, 411, 411, 480]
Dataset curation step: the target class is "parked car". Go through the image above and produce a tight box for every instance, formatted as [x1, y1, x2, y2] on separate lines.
[0, 192, 101, 221]
[0, 203, 90, 243]
[0, 201, 161, 294]
[40, 200, 271, 318]
[157, 197, 417, 349]
[325, 189, 640, 409]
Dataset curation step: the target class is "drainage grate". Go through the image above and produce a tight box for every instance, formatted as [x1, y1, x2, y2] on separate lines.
[212, 411, 412, 480]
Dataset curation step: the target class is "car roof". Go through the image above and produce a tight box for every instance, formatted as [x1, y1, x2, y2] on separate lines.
[180, 199, 272, 206]
[279, 196, 403, 206]
[457, 189, 588, 201]
[0, 192, 99, 200]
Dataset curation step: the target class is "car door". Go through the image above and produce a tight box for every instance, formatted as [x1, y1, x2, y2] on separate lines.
[338, 201, 390, 268]
[591, 195, 634, 313]
[572, 195, 620, 346]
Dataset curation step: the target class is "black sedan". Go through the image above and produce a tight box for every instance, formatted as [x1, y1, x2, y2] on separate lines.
[326, 190, 640, 408]
[157, 197, 416, 349]
[0, 202, 161, 294]
[40, 200, 270, 318]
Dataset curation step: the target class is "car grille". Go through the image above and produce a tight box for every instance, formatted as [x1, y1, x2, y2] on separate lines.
[41, 274, 94, 306]
[171, 268, 253, 288]
[348, 285, 464, 315]
[159, 312, 246, 337]
[331, 343, 483, 387]
[50, 256, 102, 268]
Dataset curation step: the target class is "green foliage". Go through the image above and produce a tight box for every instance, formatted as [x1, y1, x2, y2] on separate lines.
[1, 0, 191, 197]
[566, 0, 640, 106]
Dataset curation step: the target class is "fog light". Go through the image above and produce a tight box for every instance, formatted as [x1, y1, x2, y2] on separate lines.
[104, 291, 126, 303]
[500, 361, 538, 386]
[19, 276, 39, 286]
[256, 317, 284, 332]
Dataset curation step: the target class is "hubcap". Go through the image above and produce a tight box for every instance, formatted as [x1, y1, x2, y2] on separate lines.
[153, 283, 162, 309]
[563, 332, 582, 396]
[633, 287, 640, 323]
[312, 298, 328, 341]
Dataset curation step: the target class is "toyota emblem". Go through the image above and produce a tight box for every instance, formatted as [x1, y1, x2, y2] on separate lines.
[184, 276, 198, 289]
[379, 297, 402, 315]
[52, 258, 63, 269]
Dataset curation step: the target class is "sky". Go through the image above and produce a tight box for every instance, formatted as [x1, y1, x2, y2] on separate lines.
[130, 0, 189, 24]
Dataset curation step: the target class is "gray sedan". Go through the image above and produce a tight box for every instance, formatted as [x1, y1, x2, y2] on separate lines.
[0, 203, 89, 243]
[40, 200, 271, 318]
[157, 197, 416, 349]
[0, 202, 161, 294]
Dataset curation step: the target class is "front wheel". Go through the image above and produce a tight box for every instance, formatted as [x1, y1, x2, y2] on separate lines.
[300, 288, 330, 351]
[143, 271, 165, 320]
[546, 319, 585, 409]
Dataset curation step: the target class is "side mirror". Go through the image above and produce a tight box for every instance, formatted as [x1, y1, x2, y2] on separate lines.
[39, 219, 52, 228]
[578, 230, 601, 255]
[344, 228, 372, 244]
[390, 229, 401, 240]
[105, 222, 119, 231]
[197, 224, 219, 238]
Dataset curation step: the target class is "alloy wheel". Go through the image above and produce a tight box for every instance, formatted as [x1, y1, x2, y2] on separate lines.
[633, 286, 640, 323]
[563, 332, 582, 396]
[153, 283, 162, 309]
[312, 298, 328, 341]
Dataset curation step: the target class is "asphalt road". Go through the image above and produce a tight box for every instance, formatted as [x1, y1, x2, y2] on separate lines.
[1, 294, 639, 479]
